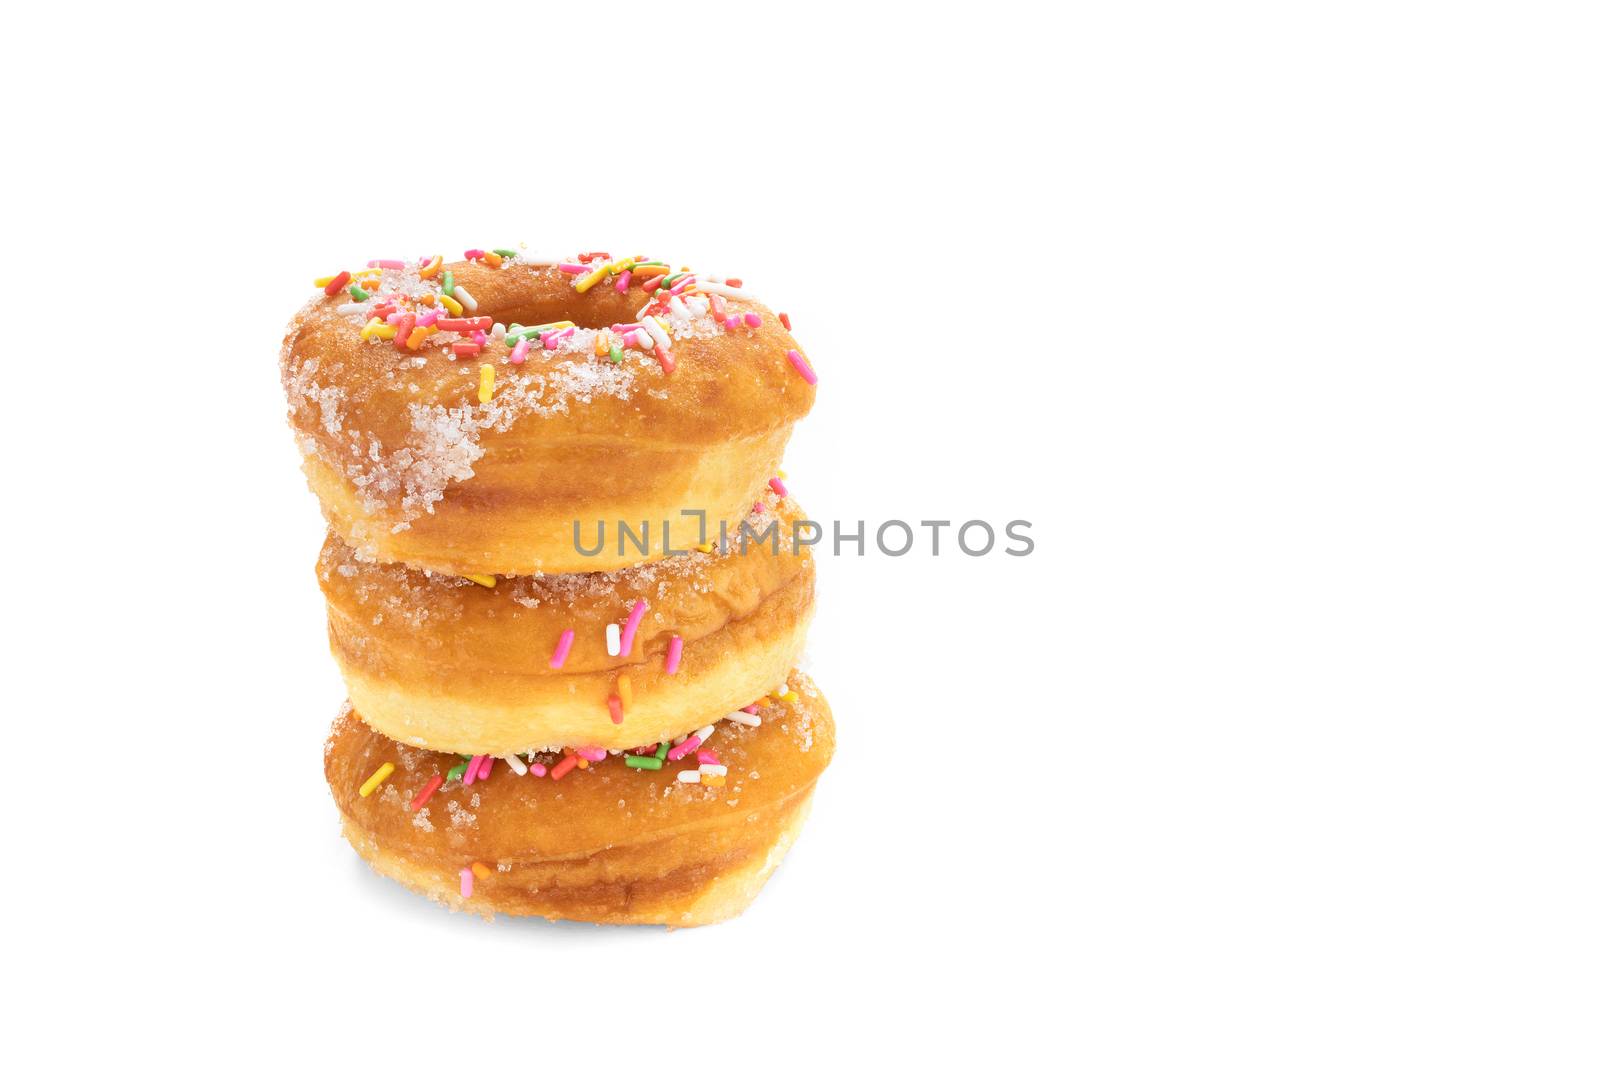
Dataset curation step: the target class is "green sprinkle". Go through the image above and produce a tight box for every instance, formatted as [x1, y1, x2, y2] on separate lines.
[625, 756, 664, 771]
[349, 285, 369, 302]
[445, 761, 470, 781]
[609, 343, 622, 363]
[654, 742, 669, 760]
[442, 270, 454, 296]
[492, 248, 517, 258]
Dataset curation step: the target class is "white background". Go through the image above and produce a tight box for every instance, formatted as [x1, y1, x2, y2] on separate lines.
[7, 2, 1598, 1063]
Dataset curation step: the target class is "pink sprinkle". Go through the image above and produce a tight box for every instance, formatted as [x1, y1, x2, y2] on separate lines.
[664, 635, 683, 675]
[464, 249, 485, 260]
[769, 477, 789, 497]
[470, 329, 488, 345]
[543, 332, 559, 350]
[670, 276, 695, 295]
[460, 868, 473, 898]
[753, 501, 765, 514]
[619, 599, 649, 656]
[744, 704, 763, 714]
[667, 735, 702, 761]
[614, 270, 632, 292]
[575, 746, 607, 762]
[743, 313, 761, 328]
[698, 750, 721, 765]
[787, 349, 817, 385]
[511, 338, 530, 365]
[368, 259, 405, 269]
[558, 263, 588, 274]
[465, 754, 484, 783]
[478, 757, 494, 781]
[549, 628, 575, 668]
[416, 310, 441, 328]
[530, 763, 547, 778]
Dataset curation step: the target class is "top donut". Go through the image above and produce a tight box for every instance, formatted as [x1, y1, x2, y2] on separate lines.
[281, 251, 817, 576]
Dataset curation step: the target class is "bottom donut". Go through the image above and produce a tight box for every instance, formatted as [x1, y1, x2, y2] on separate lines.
[324, 671, 835, 927]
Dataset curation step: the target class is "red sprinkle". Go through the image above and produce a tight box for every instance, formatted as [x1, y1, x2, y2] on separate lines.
[655, 348, 676, 374]
[577, 251, 611, 263]
[392, 312, 416, 351]
[451, 342, 482, 357]
[642, 275, 663, 293]
[464, 249, 485, 260]
[438, 317, 492, 332]
[779, 312, 792, 330]
[550, 754, 579, 780]
[323, 270, 351, 297]
[725, 278, 743, 288]
[607, 694, 625, 724]
[410, 773, 443, 811]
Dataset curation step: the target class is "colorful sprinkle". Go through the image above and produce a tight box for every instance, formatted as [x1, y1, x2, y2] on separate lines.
[677, 770, 702, 784]
[605, 623, 621, 656]
[550, 628, 576, 669]
[479, 364, 494, 404]
[550, 754, 579, 780]
[726, 709, 762, 727]
[504, 753, 528, 777]
[471, 861, 493, 880]
[358, 762, 395, 798]
[607, 693, 624, 724]
[779, 312, 792, 330]
[664, 635, 683, 675]
[410, 773, 443, 810]
[465, 573, 497, 588]
[625, 756, 664, 770]
[616, 675, 633, 713]
[322, 270, 351, 296]
[769, 476, 789, 497]
[460, 867, 473, 898]
[619, 600, 648, 656]
[786, 349, 817, 385]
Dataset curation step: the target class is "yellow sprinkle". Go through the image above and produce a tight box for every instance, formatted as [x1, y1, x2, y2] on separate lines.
[358, 762, 395, 798]
[479, 364, 495, 404]
[419, 255, 443, 279]
[312, 274, 337, 288]
[617, 675, 633, 711]
[527, 320, 575, 332]
[781, 691, 799, 703]
[574, 265, 611, 293]
[465, 573, 497, 588]
[704, 774, 725, 789]
[364, 322, 398, 340]
[471, 861, 493, 880]
[360, 317, 383, 340]
[439, 293, 464, 316]
[576, 758, 590, 769]
[778, 468, 788, 479]
[696, 543, 714, 553]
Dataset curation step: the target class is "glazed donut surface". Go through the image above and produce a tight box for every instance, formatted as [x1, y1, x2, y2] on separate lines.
[282, 255, 814, 575]
[321, 495, 815, 755]
[326, 672, 835, 925]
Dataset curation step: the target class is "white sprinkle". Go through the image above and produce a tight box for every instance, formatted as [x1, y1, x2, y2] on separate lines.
[693, 280, 758, 302]
[454, 284, 478, 312]
[694, 724, 716, 742]
[726, 710, 762, 727]
[490, 322, 506, 342]
[700, 764, 728, 777]
[642, 315, 672, 350]
[606, 623, 621, 656]
[504, 753, 528, 776]
[776, 683, 789, 697]
[677, 770, 702, 784]
[336, 303, 371, 316]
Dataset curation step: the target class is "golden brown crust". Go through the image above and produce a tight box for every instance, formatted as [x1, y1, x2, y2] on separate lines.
[281, 258, 814, 575]
[325, 672, 834, 925]
[320, 495, 814, 754]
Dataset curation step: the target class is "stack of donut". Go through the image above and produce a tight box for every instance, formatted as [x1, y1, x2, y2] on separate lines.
[281, 250, 831, 926]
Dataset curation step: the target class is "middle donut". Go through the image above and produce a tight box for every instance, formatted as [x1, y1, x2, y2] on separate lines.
[320, 494, 814, 755]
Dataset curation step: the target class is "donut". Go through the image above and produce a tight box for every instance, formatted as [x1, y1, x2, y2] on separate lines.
[325, 671, 834, 926]
[320, 493, 814, 756]
[282, 252, 817, 576]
